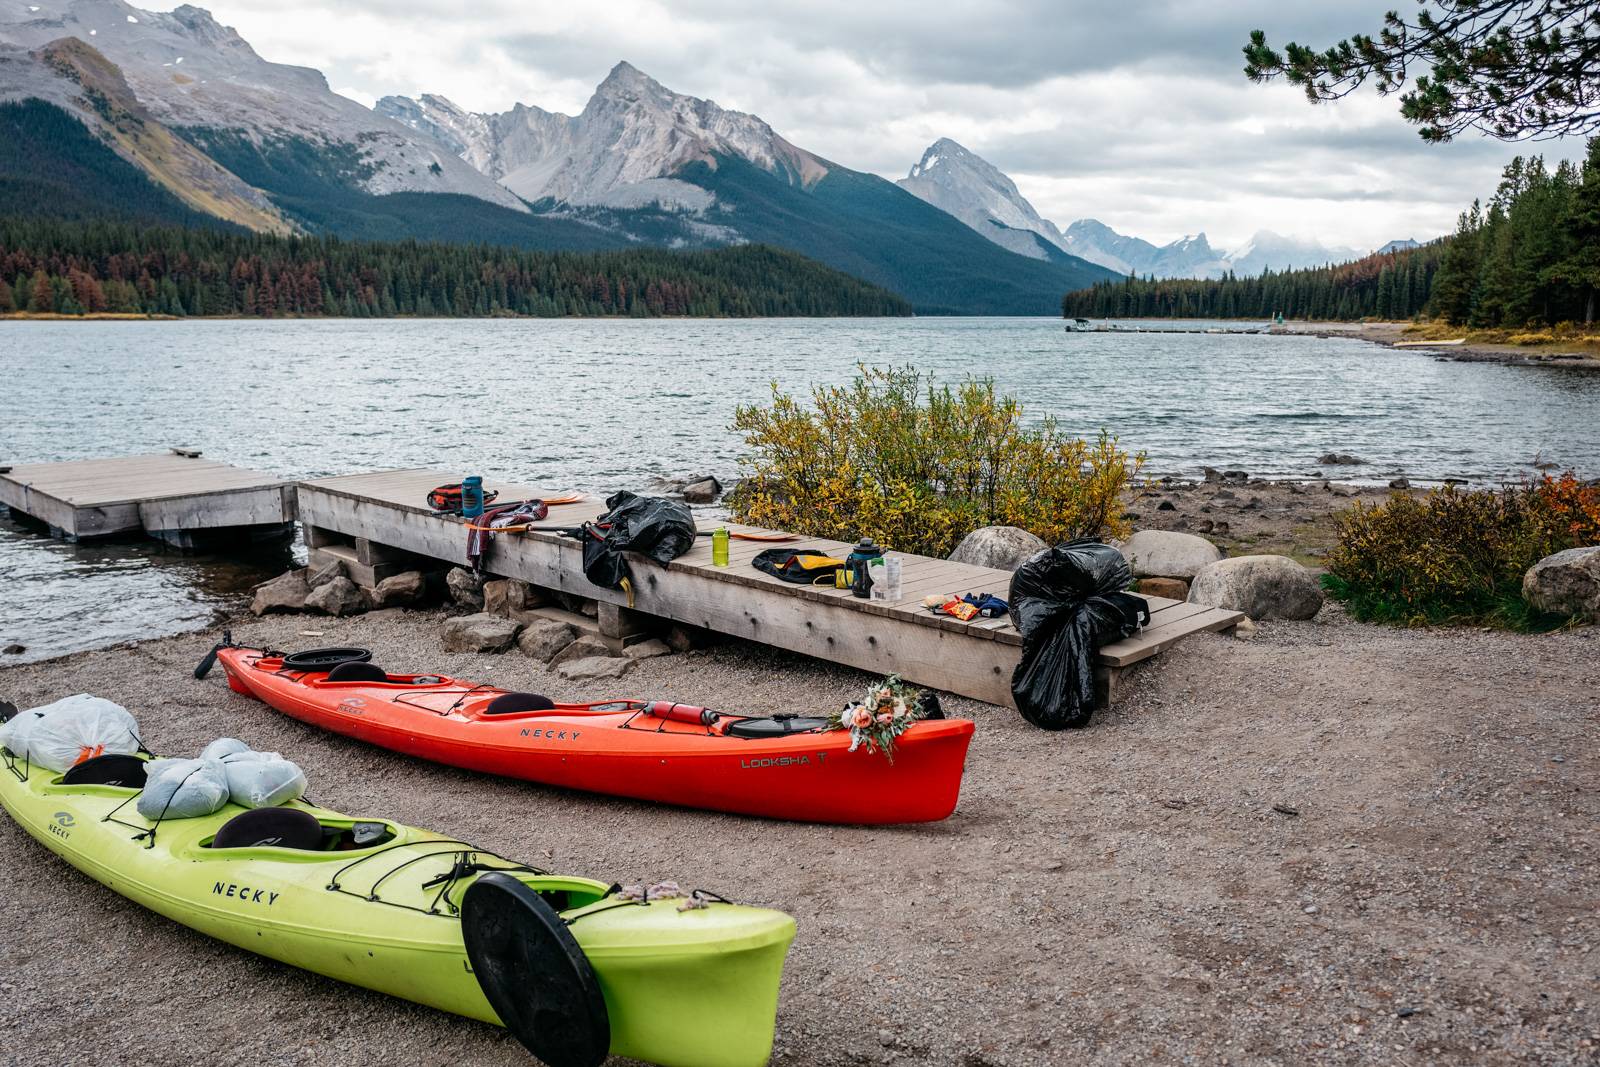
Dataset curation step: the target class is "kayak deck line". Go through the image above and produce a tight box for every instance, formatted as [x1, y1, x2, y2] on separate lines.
[296, 468, 1245, 709]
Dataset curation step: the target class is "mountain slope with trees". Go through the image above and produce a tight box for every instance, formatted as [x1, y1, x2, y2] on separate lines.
[0, 219, 911, 318]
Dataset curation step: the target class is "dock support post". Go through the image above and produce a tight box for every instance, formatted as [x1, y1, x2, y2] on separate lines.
[597, 602, 650, 652]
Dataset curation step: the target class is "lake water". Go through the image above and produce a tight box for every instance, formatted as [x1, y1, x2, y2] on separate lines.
[4, 317, 1598, 662]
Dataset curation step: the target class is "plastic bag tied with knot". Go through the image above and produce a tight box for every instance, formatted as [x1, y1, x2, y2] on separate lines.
[3, 695, 141, 772]
[1008, 539, 1151, 730]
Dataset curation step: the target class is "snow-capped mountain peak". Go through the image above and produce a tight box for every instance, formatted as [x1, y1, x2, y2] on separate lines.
[378, 61, 828, 211]
[896, 137, 1066, 261]
[0, 0, 527, 210]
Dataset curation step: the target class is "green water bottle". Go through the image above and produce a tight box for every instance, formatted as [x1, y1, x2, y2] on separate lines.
[712, 527, 730, 566]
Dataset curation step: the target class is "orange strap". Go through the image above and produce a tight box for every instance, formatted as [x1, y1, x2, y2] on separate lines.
[730, 531, 800, 542]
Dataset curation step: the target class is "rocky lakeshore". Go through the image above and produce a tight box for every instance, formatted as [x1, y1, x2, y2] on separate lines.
[1125, 472, 1397, 570]
[1273, 320, 1600, 369]
[2, 602, 1597, 1066]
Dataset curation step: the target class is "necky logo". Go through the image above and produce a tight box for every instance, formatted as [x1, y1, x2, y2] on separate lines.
[519, 728, 581, 740]
[53, 811, 75, 827]
[213, 882, 280, 907]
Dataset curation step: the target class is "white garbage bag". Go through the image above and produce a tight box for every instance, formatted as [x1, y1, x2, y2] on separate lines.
[0, 708, 47, 760]
[220, 752, 306, 809]
[136, 758, 229, 821]
[17, 695, 140, 773]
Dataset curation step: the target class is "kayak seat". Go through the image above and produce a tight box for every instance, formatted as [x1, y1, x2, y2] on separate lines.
[724, 714, 830, 739]
[212, 807, 325, 851]
[485, 692, 556, 715]
[326, 662, 391, 684]
[62, 753, 148, 789]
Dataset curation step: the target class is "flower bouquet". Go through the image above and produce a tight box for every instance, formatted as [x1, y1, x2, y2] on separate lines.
[827, 675, 926, 762]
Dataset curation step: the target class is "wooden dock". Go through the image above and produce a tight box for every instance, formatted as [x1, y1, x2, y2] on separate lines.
[0, 451, 296, 546]
[298, 469, 1243, 709]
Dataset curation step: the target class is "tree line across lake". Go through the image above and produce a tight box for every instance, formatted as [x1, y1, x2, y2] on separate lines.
[0, 219, 911, 319]
[1063, 137, 1600, 328]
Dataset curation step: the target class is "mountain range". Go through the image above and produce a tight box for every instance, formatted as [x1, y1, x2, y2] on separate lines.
[894, 136, 1379, 279]
[0, 0, 1391, 314]
[0, 1, 1116, 313]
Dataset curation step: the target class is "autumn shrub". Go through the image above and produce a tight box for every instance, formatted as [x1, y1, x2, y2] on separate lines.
[728, 366, 1145, 557]
[1533, 471, 1600, 545]
[1323, 475, 1596, 629]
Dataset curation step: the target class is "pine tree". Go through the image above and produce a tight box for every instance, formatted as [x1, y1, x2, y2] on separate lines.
[1546, 138, 1600, 323]
[31, 269, 53, 313]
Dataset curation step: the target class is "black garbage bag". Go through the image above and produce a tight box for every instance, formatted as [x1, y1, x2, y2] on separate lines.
[575, 492, 697, 591]
[1008, 538, 1151, 729]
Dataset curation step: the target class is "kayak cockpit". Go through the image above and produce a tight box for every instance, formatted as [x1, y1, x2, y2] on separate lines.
[202, 808, 398, 852]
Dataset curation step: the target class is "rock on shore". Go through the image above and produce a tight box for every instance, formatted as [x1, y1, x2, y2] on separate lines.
[1523, 546, 1600, 621]
[1120, 530, 1224, 579]
[947, 526, 1046, 570]
[1188, 555, 1323, 620]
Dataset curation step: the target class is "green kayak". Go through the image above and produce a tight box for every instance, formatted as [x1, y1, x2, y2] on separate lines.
[0, 747, 794, 1067]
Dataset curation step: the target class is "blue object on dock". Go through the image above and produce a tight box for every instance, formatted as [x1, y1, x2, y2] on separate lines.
[461, 476, 486, 519]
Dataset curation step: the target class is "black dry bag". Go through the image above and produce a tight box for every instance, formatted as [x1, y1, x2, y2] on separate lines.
[1008, 538, 1150, 730]
[576, 492, 697, 591]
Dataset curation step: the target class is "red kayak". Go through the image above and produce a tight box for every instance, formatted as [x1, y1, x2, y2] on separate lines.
[210, 646, 974, 824]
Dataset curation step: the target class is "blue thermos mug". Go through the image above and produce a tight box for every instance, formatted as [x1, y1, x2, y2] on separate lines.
[461, 476, 486, 519]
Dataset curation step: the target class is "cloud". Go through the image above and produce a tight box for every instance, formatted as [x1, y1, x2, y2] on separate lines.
[189, 0, 1587, 249]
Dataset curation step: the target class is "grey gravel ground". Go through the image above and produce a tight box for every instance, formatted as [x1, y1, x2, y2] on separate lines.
[1, 606, 1596, 1066]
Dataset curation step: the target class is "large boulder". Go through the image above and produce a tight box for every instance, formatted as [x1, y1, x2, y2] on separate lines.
[557, 656, 635, 682]
[681, 476, 723, 504]
[251, 569, 310, 615]
[441, 613, 521, 653]
[1135, 577, 1189, 601]
[517, 618, 578, 663]
[307, 558, 346, 588]
[371, 570, 426, 609]
[446, 567, 486, 609]
[1522, 547, 1600, 621]
[550, 635, 614, 667]
[665, 623, 708, 652]
[1188, 555, 1323, 620]
[304, 577, 371, 617]
[1121, 530, 1225, 579]
[947, 526, 1047, 571]
[484, 578, 548, 619]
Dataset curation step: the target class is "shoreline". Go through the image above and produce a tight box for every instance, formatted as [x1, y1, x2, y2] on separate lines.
[1269, 319, 1600, 369]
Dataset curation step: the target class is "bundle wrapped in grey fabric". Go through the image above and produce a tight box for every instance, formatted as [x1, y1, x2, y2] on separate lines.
[137, 758, 230, 820]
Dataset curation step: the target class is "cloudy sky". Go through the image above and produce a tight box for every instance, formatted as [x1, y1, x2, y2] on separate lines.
[201, 0, 1582, 251]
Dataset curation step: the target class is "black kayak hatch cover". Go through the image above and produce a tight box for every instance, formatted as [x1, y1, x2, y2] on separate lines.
[462, 872, 610, 1067]
[279, 647, 373, 672]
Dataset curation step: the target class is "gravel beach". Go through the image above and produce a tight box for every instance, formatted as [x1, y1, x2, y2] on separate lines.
[2, 604, 1596, 1066]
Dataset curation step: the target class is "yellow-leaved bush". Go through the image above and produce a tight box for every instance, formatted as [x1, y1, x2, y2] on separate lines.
[1324, 474, 1600, 628]
[728, 366, 1144, 557]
